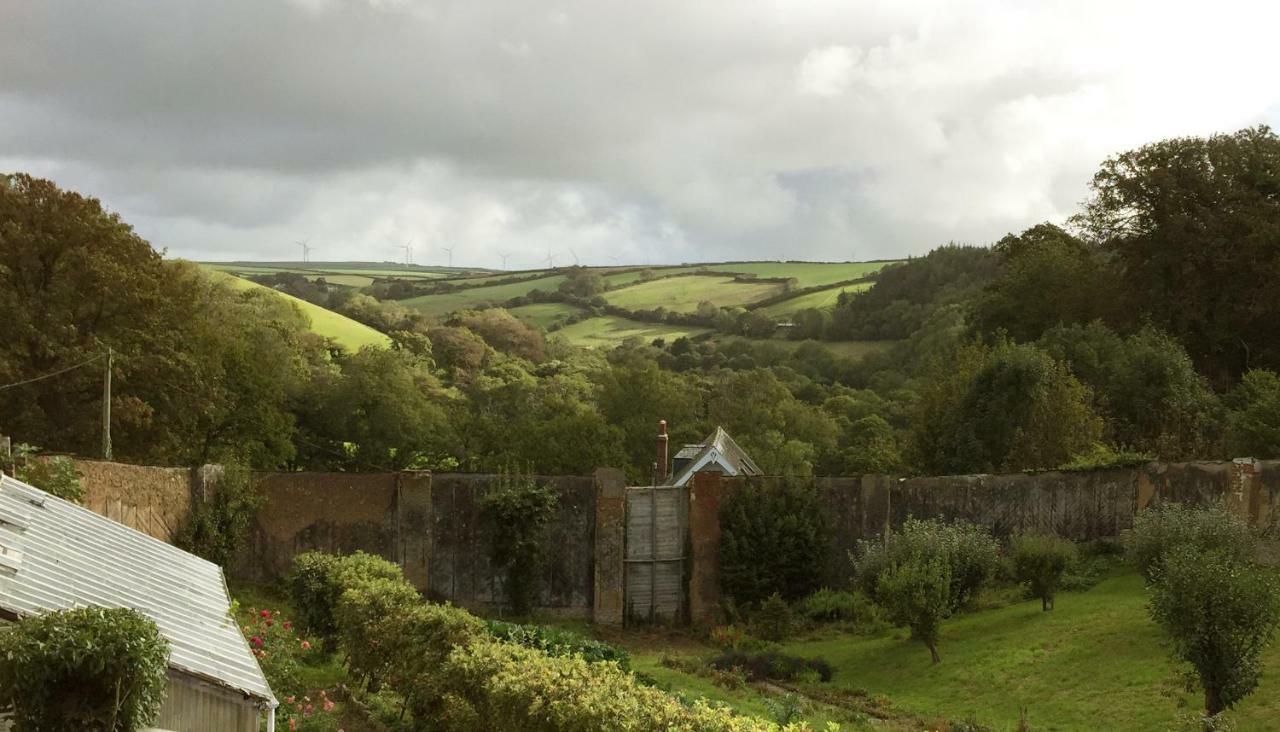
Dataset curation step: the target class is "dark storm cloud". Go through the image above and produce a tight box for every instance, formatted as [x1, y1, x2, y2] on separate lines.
[2, 0, 1278, 267]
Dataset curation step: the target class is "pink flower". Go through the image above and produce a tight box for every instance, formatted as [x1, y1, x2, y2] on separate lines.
[300, 640, 311, 651]
[251, 636, 263, 648]
[323, 698, 335, 712]
[260, 609, 271, 619]
[283, 621, 292, 630]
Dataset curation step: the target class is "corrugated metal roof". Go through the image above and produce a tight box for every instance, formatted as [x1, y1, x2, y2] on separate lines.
[0, 474, 274, 704]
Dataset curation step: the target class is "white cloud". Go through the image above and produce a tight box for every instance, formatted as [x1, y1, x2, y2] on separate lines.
[796, 46, 861, 97]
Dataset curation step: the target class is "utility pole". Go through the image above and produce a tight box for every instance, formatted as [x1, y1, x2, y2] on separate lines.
[102, 347, 112, 461]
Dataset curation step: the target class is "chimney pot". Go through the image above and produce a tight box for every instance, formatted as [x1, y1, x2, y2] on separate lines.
[656, 420, 670, 483]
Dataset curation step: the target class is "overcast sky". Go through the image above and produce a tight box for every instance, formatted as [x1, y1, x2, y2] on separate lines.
[3, 1, 1279, 269]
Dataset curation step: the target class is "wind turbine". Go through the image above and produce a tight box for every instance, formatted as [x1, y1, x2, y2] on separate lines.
[442, 245, 454, 269]
[295, 239, 313, 263]
[568, 246, 580, 266]
[398, 240, 414, 265]
[498, 251, 512, 270]
[544, 250, 556, 269]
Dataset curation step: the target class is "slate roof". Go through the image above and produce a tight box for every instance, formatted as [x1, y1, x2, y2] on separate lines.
[0, 474, 274, 704]
[668, 427, 762, 486]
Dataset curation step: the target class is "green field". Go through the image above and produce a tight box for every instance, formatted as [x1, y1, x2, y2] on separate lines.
[603, 276, 784, 313]
[618, 573, 1280, 730]
[715, 261, 895, 288]
[758, 282, 873, 316]
[215, 272, 392, 351]
[401, 274, 569, 317]
[553, 316, 711, 348]
[507, 302, 584, 330]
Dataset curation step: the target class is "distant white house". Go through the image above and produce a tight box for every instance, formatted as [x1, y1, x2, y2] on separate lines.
[664, 426, 763, 487]
[0, 474, 276, 732]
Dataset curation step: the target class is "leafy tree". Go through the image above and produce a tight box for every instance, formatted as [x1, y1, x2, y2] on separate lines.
[829, 414, 904, 474]
[912, 341, 1102, 474]
[428, 325, 492, 378]
[480, 470, 559, 615]
[1127, 502, 1254, 581]
[972, 223, 1122, 342]
[1076, 126, 1280, 383]
[596, 358, 705, 483]
[1009, 533, 1078, 610]
[451, 309, 547, 363]
[718, 477, 829, 605]
[558, 268, 605, 298]
[1226, 369, 1280, 457]
[1149, 547, 1280, 716]
[856, 519, 998, 662]
[296, 348, 452, 470]
[176, 462, 261, 567]
[12, 444, 83, 502]
[707, 369, 837, 475]
[0, 607, 169, 730]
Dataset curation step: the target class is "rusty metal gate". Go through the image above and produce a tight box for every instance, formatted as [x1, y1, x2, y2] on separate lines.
[624, 484, 687, 623]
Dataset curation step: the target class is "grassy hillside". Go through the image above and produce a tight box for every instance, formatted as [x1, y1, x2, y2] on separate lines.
[401, 274, 569, 317]
[621, 572, 1280, 730]
[553, 316, 711, 348]
[603, 276, 783, 312]
[759, 281, 873, 316]
[507, 302, 584, 330]
[215, 272, 392, 351]
[714, 260, 892, 288]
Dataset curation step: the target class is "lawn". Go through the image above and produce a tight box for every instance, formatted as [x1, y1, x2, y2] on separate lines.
[553, 316, 711, 348]
[618, 573, 1280, 731]
[508, 302, 585, 329]
[603, 276, 784, 313]
[214, 272, 392, 351]
[758, 282, 872, 316]
[715, 261, 896, 288]
[401, 274, 569, 317]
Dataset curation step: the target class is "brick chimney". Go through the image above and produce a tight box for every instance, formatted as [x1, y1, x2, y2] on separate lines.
[655, 420, 669, 484]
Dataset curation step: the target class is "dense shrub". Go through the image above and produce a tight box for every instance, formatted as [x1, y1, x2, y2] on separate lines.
[480, 470, 558, 615]
[0, 607, 169, 730]
[284, 550, 405, 642]
[753, 593, 794, 642]
[1010, 533, 1078, 611]
[875, 555, 953, 663]
[12, 444, 83, 503]
[1127, 503, 1254, 581]
[429, 637, 821, 731]
[708, 650, 834, 683]
[483, 619, 630, 668]
[176, 462, 260, 567]
[855, 517, 1000, 609]
[238, 606, 337, 728]
[335, 576, 422, 686]
[719, 477, 830, 605]
[796, 588, 881, 627]
[1149, 547, 1280, 716]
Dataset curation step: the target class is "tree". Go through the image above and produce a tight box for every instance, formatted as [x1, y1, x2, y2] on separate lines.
[855, 519, 999, 663]
[596, 359, 704, 483]
[296, 348, 452, 470]
[451, 309, 547, 363]
[1226, 369, 1280, 458]
[1076, 126, 1280, 383]
[1127, 502, 1254, 582]
[1149, 547, 1280, 716]
[707, 369, 837, 476]
[718, 477, 830, 605]
[971, 223, 1122, 342]
[1009, 533, 1077, 611]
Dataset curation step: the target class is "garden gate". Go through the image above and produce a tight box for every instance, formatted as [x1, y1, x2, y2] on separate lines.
[623, 484, 687, 623]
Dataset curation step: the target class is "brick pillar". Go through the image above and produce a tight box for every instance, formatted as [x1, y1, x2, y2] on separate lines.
[397, 471, 433, 591]
[688, 471, 730, 626]
[1230, 458, 1264, 529]
[592, 468, 626, 625]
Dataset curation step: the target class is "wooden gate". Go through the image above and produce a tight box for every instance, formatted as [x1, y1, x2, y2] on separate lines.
[624, 484, 687, 623]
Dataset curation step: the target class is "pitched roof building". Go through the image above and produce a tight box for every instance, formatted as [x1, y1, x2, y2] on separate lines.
[0, 474, 276, 731]
[657, 423, 762, 487]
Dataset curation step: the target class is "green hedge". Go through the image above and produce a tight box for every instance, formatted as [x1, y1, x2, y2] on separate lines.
[285, 550, 405, 642]
[0, 607, 169, 730]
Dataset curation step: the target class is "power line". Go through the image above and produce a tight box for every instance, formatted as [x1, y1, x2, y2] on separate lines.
[0, 353, 106, 392]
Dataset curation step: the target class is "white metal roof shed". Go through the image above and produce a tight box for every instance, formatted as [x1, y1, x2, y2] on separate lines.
[0, 474, 275, 729]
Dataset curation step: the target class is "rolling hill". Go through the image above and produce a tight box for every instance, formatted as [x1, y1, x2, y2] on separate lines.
[211, 271, 392, 352]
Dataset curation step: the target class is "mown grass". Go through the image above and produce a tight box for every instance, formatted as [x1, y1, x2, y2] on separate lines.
[553, 316, 711, 348]
[617, 573, 1280, 731]
[213, 272, 392, 352]
[603, 276, 784, 313]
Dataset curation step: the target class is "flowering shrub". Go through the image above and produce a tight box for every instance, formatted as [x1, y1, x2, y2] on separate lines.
[0, 607, 168, 730]
[240, 606, 339, 731]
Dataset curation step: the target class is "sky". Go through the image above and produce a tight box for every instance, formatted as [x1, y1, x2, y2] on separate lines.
[3, 1, 1279, 269]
